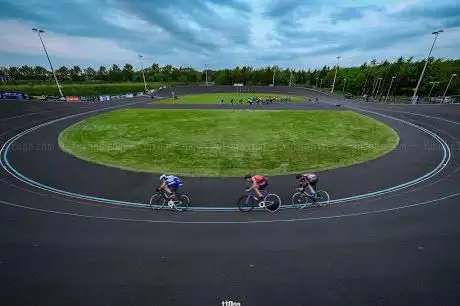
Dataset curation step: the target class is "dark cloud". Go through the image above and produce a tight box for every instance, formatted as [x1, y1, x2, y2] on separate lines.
[112, 0, 251, 50]
[1, 0, 459, 69]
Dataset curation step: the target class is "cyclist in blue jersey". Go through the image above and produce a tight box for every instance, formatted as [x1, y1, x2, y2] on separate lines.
[157, 174, 183, 199]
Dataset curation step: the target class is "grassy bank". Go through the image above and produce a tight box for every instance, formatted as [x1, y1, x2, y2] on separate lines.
[0, 82, 179, 96]
[59, 109, 399, 177]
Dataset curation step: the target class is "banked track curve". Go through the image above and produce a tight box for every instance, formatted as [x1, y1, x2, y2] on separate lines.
[0, 87, 456, 218]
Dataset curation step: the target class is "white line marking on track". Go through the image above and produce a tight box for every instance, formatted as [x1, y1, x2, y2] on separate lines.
[1, 191, 459, 224]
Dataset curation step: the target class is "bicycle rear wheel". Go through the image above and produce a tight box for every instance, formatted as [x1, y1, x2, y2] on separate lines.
[238, 195, 255, 212]
[174, 194, 191, 212]
[149, 193, 165, 210]
[315, 190, 330, 206]
[264, 194, 281, 212]
[291, 192, 309, 209]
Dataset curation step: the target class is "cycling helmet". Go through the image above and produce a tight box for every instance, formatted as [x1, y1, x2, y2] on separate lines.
[244, 174, 252, 179]
[295, 174, 302, 179]
[160, 174, 167, 180]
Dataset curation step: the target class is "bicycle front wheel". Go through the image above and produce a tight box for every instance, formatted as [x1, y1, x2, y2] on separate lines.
[264, 194, 281, 212]
[238, 195, 255, 212]
[316, 190, 330, 206]
[174, 194, 191, 212]
[149, 193, 165, 210]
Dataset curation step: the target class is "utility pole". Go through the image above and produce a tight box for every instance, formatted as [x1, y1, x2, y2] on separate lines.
[32, 28, 63, 97]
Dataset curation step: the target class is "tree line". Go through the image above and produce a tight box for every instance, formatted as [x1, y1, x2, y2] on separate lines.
[1, 57, 459, 96]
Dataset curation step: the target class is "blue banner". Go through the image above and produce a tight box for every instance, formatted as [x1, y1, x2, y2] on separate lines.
[0, 91, 25, 100]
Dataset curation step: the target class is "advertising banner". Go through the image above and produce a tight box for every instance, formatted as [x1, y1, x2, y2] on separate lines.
[0, 91, 25, 100]
[233, 83, 244, 87]
[99, 95, 110, 102]
[65, 96, 80, 102]
[125, 93, 134, 98]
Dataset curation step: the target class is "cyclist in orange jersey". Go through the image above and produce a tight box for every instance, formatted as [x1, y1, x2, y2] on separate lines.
[244, 174, 268, 201]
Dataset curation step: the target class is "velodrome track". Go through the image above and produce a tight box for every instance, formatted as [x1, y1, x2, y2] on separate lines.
[1, 86, 460, 305]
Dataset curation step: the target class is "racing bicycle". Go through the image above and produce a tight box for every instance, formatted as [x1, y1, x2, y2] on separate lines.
[291, 188, 330, 209]
[238, 189, 282, 212]
[149, 189, 190, 212]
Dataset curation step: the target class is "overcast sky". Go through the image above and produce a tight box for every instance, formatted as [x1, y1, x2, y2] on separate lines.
[0, 0, 459, 70]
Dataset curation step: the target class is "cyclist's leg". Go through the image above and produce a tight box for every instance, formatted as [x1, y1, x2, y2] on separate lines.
[164, 185, 173, 198]
[306, 181, 316, 197]
[311, 178, 318, 192]
[253, 186, 263, 200]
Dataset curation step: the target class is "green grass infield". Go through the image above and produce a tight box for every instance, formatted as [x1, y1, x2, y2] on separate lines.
[58, 109, 399, 177]
[156, 92, 307, 104]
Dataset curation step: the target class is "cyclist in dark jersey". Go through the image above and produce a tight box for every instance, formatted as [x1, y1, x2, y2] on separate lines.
[296, 173, 318, 197]
[244, 174, 268, 201]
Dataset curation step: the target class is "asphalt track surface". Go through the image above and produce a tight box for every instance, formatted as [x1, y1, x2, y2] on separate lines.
[1, 86, 460, 305]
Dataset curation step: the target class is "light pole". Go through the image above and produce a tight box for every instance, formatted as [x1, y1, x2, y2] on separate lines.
[138, 55, 147, 92]
[427, 81, 440, 100]
[412, 29, 443, 104]
[371, 77, 379, 96]
[373, 77, 382, 98]
[441, 73, 457, 103]
[315, 77, 318, 87]
[385, 76, 396, 102]
[331, 56, 341, 94]
[342, 78, 347, 94]
[320, 78, 323, 89]
[272, 67, 276, 86]
[375, 78, 383, 98]
[205, 64, 208, 86]
[32, 28, 63, 97]
[361, 76, 369, 96]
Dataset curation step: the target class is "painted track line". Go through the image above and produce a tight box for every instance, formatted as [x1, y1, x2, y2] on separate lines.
[1, 191, 459, 224]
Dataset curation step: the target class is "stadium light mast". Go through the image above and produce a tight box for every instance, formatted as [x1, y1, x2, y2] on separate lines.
[385, 76, 396, 102]
[331, 56, 341, 94]
[32, 28, 63, 97]
[138, 54, 148, 92]
[441, 73, 457, 103]
[411, 29, 443, 104]
[427, 81, 439, 100]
